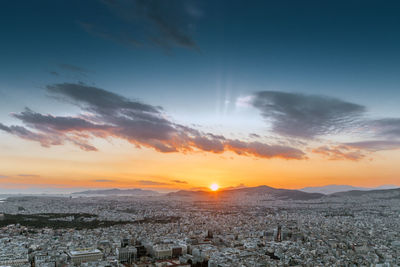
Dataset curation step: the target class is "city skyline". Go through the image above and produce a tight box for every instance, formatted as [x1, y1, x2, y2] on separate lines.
[1, 0, 400, 193]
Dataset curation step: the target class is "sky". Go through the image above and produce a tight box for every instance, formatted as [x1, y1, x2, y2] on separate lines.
[1, 0, 400, 193]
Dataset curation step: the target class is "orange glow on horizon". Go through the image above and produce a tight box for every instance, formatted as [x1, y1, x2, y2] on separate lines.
[1, 137, 400, 192]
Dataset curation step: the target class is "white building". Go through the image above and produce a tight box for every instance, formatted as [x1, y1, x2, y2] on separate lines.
[152, 245, 172, 260]
[67, 249, 103, 265]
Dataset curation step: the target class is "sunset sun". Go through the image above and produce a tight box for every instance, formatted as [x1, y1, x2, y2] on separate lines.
[210, 183, 219, 191]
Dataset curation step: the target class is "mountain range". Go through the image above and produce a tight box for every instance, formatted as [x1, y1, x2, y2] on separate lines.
[72, 184, 400, 200]
[300, 184, 399, 194]
[166, 185, 324, 200]
[330, 187, 400, 199]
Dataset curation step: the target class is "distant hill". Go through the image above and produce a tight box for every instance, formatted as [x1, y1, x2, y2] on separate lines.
[167, 185, 324, 201]
[300, 184, 399, 194]
[72, 188, 160, 196]
[329, 187, 400, 199]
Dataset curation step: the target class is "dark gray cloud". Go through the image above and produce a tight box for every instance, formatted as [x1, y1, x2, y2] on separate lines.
[250, 91, 366, 139]
[12, 108, 109, 132]
[47, 83, 160, 115]
[0, 83, 306, 159]
[370, 118, 400, 138]
[138, 180, 171, 186]
[0, 123, 11, 133]
[80, 0, 200, 51]
[249, 133, 260, 138]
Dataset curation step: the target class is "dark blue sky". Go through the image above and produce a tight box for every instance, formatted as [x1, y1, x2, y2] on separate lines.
[1, 0, 400, 136]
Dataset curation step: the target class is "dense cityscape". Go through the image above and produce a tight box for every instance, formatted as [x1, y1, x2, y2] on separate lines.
[1, 188, 399, 266]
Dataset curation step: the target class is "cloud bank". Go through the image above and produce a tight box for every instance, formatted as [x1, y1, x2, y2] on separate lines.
[0, 83, 305, 160]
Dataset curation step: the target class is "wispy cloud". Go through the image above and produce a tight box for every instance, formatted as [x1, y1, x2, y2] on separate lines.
[345, 140, 400, 151]
[18, 174, 40, 177]
[58, 64, 90, 74]
[138, 180, 171, 186]
[0, 83, 305, 160]
[79, 0, 201, 52]
[247, 91, 365, 139]
[93, 179, 115, 183]
[369, 118, 400, 139]
[312, 145, 366, 161]
[172, 179, 188, 184]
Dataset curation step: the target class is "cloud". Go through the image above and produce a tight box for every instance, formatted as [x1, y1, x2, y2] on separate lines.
[12, 108, 109, 132]
[369, 118, 400, 138]
[312, 145, 366, 161]
[79, 0, 200, 51]
[0, 123, 64, 148]
[249, 133, 260, 138]
[138, 180, 171, 186]
[0, 112, 98, 152]
[172, 179, 188, 184]
[0, 123, 11, 133]
[249, 91, 366, 139]
[345, 140, 400, 151]
[93, 179, 115, 182]
[78, 21, 142, 48]
[18, 174, 40, 177]
[0, 83, 306, 160]
[191, 136, 225, 153]
[226, 140, 306, 160]
[0, 175, 8, 179]
[58, 64, 90, 74]
[137, 0, 199, 50]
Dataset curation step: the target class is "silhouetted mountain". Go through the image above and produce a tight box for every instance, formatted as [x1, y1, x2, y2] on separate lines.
[72, 188, 159, 196]
[300, 184, 399, 194]
[167, 185, 324, 200]
[330, 187, 400, 199]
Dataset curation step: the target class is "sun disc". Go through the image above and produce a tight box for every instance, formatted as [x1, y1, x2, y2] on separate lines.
[210, 183, 219, 191]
